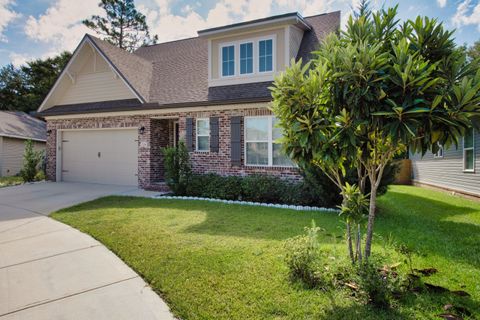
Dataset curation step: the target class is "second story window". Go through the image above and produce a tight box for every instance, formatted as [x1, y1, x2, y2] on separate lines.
[222, 45, 235, 77]
[259, 39, 273, 72]
[240, 42, 253, 74]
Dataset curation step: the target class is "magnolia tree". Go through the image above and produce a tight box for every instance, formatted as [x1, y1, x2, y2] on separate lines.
[271, 2, 480, 262]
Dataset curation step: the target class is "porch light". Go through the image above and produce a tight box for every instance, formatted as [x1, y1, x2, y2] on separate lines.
[139, 126, 146, 135]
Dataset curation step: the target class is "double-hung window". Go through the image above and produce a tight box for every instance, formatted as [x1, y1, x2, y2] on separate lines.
[222, 45, 235, 77]
[240, 42, 253, 75]
[245, 116, 293, 166]
[258, 39, 273, 72]
[196, 118, 210, 152]
[463, 128, 475, 172]
[433, 142, 444, 158]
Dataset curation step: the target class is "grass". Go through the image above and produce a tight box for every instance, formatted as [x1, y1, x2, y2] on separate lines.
[0, 176, 23, 188]
[51, 186, 480, 319]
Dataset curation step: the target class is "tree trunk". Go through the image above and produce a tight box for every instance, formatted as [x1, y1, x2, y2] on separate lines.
[356, 223, 362, 264]
[346, 222, 354, 263]
[364, 185, 377, 259]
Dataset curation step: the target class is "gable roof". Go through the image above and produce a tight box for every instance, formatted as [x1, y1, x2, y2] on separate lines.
[0, 111, 46, 141]
[87, 35, 153, 102]
[38, 11, 340, 117]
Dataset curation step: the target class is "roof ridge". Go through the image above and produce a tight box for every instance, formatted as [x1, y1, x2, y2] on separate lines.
[303, 10, 341, 19]
[135, 36, 200, 51]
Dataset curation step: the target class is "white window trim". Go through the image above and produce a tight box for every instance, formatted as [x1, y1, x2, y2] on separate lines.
[463, 128, 475, 172]
[218, 34, 276, 80]
[220, 43, 236, 78]
[433, 142, 444, 158]
[258, 37, 274, 73]
[196, 118, 210, 152]
[244, 115, 294, 168]
[239, 41, 254, 75]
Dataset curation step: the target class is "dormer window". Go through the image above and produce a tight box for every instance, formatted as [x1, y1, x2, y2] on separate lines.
[259, 39, 273, 72]
[240, 42, 253, 74]
[221, 45, 235, 77]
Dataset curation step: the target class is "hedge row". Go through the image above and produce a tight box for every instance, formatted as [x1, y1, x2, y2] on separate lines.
[183, 173, 337, 208]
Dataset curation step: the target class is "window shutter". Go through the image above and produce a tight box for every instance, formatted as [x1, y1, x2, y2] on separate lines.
[210, 117, 219, 153]
[230, 116, 242, 166]
[186, 118, 194, 151]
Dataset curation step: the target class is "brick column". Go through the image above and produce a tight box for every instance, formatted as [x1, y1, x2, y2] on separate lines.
[138, 119, 151, 188]
[45, 124, 57, 181]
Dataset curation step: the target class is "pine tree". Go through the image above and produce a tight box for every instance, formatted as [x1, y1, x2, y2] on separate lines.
[83, 0, 158, 52]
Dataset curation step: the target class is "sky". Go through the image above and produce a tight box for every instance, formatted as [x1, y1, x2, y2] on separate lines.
[0, 0, 479, 67]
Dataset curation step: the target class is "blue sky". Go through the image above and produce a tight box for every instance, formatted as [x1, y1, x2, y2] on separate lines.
[0, 0, 479, 67]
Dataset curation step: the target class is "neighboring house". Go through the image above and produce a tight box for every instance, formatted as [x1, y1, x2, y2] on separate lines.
[36, 11, 340, 188]
[410, 128, 480, 197]
[0, 111, 46, 176]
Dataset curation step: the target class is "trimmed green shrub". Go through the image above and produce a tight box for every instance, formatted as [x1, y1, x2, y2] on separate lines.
[241, 174, 285, 203]
[162, 141, 191, 195]
[20, 139, 43, 182]
[186, 173, 242, 200]
[284, 222, 326, 288]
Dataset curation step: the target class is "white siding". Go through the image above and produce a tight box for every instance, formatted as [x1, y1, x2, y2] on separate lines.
[410, 130, 480, 196]
[0, 137, 45, 177]
[57, 71, 135, 105]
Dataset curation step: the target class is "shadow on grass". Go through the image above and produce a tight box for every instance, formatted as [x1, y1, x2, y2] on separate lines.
[57, 190, 480, 268]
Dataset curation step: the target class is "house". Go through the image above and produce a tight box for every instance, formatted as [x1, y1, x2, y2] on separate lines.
[35, 11, 340, 188]
[0, 111, 46, 176]
[410, 128, 479, 197]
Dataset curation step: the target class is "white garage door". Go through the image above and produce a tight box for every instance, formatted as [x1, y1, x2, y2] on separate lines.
[61, 129, 138, 186]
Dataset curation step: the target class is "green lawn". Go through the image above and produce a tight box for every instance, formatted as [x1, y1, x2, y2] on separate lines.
[0, 176, 23, 188]
[52, 186, 480, 319]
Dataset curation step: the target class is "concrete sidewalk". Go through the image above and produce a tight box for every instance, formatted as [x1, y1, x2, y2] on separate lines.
[0, 182, 173, 320]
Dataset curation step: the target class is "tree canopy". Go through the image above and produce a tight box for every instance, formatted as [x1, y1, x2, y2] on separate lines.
[271, 1, 480, 261]
[0, 52, 71, 113]
[83, 0, 158, 52]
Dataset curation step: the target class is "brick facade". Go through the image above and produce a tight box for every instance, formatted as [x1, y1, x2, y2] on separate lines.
[45, 103, 300, 189]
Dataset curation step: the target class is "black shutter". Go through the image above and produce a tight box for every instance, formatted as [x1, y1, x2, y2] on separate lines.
[186, 118, 194, 151]
[210, 117, 219, 153]
[230, 116, 242, 166]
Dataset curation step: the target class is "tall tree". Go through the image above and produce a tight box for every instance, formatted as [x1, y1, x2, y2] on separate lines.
[271, 1, 480, 261]
[0, 51, 71, 113]
[467, 40, 480, 61]
[21, 52, 72, 112]
[83, 0, 158, 52]
[0, 64, 28, 112]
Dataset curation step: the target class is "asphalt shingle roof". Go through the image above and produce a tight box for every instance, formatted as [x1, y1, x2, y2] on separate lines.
[0, 111, 46, 141]
[39, 11, 340, 116]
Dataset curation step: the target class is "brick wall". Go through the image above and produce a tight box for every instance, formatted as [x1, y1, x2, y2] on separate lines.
[45, 103, 301, 189]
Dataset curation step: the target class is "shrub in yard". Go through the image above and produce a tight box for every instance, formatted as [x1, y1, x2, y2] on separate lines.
[162, 141, 191, 195]
[186, 173, 242, 200]
[34, 170, 46, 181]
[20, 139, 43, 182]
[354, 259, 401, 309]
[284, 222, 326, 288]
[241, 174, 286, 203]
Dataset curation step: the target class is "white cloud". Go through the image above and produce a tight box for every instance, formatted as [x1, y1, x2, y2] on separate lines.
[452, 0, 480, 31]
[24, 0, 101, 53]
[0, 0, 20, 42]
[437, 0, 447, 8]
[9, 52, 32, 67]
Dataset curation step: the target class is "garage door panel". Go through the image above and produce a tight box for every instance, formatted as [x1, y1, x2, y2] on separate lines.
[61, 129, 138, 186]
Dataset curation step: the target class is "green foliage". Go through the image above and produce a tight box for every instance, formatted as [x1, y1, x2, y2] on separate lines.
[339, 183, 369, 224]
[354, 260, 401, 309]
[0, 52, 71, 112]
[467, 40, 480, 61]
[271, 1, 480, 258]
[284, 221, 326, 288]
[186, 173, 243, 200]
[183, 173, 339, 207]
[161, 141, 191, 195]
[20, 140, 43, 182]
[83, 0, 157, 51]
[34, 170, 46, 182]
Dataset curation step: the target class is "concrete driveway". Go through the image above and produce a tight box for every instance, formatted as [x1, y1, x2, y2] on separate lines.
[0, 182, 174, 320]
